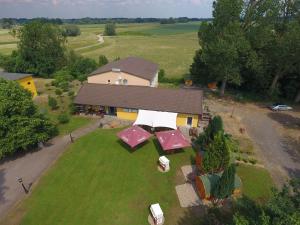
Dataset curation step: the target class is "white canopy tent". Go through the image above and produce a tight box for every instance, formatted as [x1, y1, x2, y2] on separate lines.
[134, 110, 178, 130]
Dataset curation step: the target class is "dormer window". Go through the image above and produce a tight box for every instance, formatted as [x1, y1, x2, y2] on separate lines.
[112, 68, 121, 72]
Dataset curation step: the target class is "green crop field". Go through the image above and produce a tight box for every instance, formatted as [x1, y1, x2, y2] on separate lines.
[0, 22, 200, 78]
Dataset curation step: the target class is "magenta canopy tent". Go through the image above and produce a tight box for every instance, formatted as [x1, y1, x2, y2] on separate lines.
[117, 125, 152, 148]
[155, 130, 191, 151]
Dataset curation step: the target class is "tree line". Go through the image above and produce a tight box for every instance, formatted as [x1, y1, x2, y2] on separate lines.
[1, 17, 211, 28]
[190, 0, 300, 102]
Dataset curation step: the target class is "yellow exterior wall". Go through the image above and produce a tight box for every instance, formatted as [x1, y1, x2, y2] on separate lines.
[176, 114, 199, 127]
[17, 76, 37, 97]
[116, 108, 138, 121]
[116, 108, 199, 128]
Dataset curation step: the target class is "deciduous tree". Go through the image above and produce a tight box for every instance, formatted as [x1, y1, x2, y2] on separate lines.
[0, 79, 57, 158]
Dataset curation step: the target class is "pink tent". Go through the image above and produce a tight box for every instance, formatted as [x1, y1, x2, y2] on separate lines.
[117, 126, 152, 148]
[155, 130, 191, 151]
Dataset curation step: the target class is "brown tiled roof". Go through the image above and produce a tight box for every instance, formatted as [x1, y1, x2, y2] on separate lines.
[74, 83, 203, 115]
[89, 57, 159, 81]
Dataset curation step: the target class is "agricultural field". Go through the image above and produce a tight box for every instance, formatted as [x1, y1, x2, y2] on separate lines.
[0, 22, 200, 78]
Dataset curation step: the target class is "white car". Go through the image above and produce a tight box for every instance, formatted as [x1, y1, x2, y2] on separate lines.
[270, 104, 293, 111]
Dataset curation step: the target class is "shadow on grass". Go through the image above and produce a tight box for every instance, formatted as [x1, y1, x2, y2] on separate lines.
[267, 112, 300, 130]
[152, 139, 185, 156]
[116, 139, 151, 154]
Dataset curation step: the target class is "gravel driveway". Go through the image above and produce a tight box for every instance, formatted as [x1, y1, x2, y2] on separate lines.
[208, 99, 300, 187]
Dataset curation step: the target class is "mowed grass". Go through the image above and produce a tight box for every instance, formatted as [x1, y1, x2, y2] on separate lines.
[236, 164, 274, 203]
[0, 22, 200, 78]
[17, 129, 198, 225]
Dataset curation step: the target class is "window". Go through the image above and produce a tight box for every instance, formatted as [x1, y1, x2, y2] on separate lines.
[123, 79, 128, 85]
[27, 82, 31, 85]
[187, 117, 193, 126]
[108, 80, 111, 84]
[123, 108, 137, 113]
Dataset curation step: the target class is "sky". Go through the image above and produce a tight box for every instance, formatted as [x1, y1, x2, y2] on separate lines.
[0, 0, 213, 18]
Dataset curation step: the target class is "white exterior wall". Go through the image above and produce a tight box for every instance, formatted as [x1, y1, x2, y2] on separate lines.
[150, 72, 159, 87]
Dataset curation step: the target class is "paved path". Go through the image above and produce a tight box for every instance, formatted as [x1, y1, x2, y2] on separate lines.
[208, 100, 300, 187]
[0, 119, 101, 219]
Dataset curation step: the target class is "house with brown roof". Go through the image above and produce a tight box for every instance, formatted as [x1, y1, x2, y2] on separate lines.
[88, 57, 159, 87]
[74, 83, 203, 127]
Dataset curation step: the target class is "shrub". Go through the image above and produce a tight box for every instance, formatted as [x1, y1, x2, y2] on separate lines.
[57, 113, 70, 124]
[104, 23, 116, 36]
[68, 91, 75, 97]
[69, 103, 76, 114]
[63, 24, 81, 37]
[249, 158, 257, 165]
[242, 158, 248, 163]
[158, 69, 165, 82]
[59, 81, 70, 92]
[55, 88, 63, 96]
[48, 96, 58, 110]
[236, 155, 241, 161]
[98, 55, 108, 67]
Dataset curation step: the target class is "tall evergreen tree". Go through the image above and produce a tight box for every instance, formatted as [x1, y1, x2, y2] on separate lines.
[212, 164, 236, 200]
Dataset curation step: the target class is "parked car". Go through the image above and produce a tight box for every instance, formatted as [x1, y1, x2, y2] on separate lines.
[269, 103, 293, 111]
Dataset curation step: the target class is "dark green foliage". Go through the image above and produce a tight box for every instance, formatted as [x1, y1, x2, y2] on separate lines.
[63, 24, 81, 36]
[190, 49, 211, 85]
[191, 0, 300, 101]
[12, 21, 66, 76]
[55, 88, 63, 96]
[1, 18, 15, 29]
[98, 55, 108, 67]
[68, 55, 97, 77]
[231, 179, 300, 225]
[104, 23, 116, 36]
[160, 17, 176, 24]
[68, 103, 76, 115]
[158, 69, 166, 82]
[202, 132, 230, 173]
[213, 164, 236, 200]
[197, 116, 224, 148]
[0, 79, 57, 158]
[57, 113, 70, 124]
[48, 96, 58, 110]
[68, 91, 75, 97]
[114, 56, 121, 61]
[78, 74, 87, 84]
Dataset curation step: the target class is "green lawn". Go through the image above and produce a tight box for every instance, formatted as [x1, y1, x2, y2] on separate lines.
[236, 164, 274, 203]
[56, 116, 93, 135]
[17, 129, 199, 225]
[2, 129, 275, 225]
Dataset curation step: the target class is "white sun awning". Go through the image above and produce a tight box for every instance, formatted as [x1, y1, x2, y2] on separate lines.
[134, 110, 178, 130]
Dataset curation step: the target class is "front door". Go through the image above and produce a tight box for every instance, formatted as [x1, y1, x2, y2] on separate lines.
[187, 117, 193, 126]
[108, 107, 116, 115]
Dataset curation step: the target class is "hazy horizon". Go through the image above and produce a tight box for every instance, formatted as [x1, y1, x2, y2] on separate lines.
[0, 0, 213, 19]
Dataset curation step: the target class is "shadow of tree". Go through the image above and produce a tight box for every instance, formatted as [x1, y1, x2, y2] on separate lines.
[267, 112, 300, 130]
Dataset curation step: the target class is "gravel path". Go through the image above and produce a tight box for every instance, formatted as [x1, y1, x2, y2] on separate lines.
[0, 119, 102, 220]
[208, 100, 300, 187]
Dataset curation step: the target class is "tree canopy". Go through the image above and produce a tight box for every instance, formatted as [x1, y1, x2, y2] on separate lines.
[104, 23, 116, 36]
[191, 0, 300, 101]
[0, 79, 57, 158]
[63, 24, 81, 37]
[3, 21, 66, 77]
